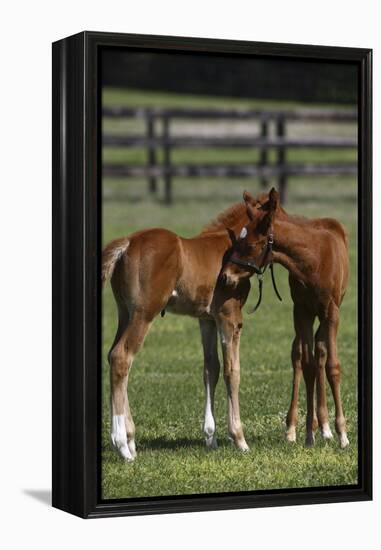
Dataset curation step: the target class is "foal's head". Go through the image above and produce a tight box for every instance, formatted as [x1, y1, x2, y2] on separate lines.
[221, 188, 280, 287]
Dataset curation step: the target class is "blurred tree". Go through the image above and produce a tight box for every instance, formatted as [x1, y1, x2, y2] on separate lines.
[102, 50, 357, 104]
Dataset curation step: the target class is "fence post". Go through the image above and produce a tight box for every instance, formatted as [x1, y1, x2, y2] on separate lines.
[259, 119, 268, 188]
[276, 116, 287, 203]
[146, 114, 157, 194]
[163, 116, 172, 204]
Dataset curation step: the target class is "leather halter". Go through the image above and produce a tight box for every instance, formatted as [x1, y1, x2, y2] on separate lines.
[228, 232, 282, 313]
[229, 233, 274, 275]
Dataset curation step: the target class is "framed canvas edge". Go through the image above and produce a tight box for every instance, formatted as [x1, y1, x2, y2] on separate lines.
[52, 31, 373, 519]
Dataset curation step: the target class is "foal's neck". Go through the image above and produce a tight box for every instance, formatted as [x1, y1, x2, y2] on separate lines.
[272, 211, 317, 282]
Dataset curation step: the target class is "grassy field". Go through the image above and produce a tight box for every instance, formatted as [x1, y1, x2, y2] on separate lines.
[101, 88, 358, 500]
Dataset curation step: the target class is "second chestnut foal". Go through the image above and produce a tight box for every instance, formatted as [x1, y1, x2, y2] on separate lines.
[102, 203, 256, 461]
[222, 189, 350, 448]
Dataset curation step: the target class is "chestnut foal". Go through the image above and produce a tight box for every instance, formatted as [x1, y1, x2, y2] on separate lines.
[102, 205, 255, 461]
[221, 189, 349, 448]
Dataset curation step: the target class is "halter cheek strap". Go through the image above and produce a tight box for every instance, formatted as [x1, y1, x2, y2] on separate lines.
[228, 232, 282, 313]
[270, 261, 283, 302]
[229, 234, 272, 275]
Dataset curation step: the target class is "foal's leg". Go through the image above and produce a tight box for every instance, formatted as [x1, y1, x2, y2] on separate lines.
[286, 306, 317, 444]
[285, 334, 302, 442]
[325, 303, 349, 448]
[217, 312, 249, 451]
[315, 323, 333, 440]
[109, 310, 152, 461]
[294, 307, 317, 447]
[199, 319, 220, 449]
[123, 377, 136, 458]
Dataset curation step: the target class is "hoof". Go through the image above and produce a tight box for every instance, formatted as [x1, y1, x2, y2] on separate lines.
[228, 435, 250, 452]
[339, 433, 350, 449]
[237, 440, 250, 452]
[321, 424, 334, 441]
[205, 434, 218, 450]
[116, 442, 135, 462]
[305, 433, 315, 448]
[285, 427, 297, 443]
[123, 454, 135, 463]
[128, 439, 137, 459]
[110, 436, 134, 462]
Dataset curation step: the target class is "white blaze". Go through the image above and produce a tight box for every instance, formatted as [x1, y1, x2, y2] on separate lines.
[240, 227, 247, 239]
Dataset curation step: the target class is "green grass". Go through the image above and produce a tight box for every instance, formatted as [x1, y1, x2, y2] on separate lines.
[101, 88, 358, 500]
[103, 87, 356, 111]
[103, 147, 357, 166]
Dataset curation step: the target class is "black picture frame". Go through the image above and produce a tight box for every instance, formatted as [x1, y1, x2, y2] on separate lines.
[52, 31, 372, 519]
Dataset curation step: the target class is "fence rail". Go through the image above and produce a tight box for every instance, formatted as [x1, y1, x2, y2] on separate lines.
[103, 135, 357, 149]
[103, 106, 357, 203]
[104, 163, 357, 178]
[103, 106, 357, 121]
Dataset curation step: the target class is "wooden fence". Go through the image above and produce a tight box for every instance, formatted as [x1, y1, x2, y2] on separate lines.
[103, 107, 357, 203]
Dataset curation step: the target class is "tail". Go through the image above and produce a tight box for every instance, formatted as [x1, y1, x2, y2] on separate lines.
[102, 237, 130, 288]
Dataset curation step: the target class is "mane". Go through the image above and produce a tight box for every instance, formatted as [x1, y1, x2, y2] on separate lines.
[278, 206, 309, 224]
[202, 202, 246, 233]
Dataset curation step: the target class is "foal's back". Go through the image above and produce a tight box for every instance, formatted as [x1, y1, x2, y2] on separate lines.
[104, 225, 233, 320]
[289, 215, 349, 309]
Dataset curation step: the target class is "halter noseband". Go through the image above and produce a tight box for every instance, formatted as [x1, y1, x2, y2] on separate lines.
[229, 233, 274, 276]
[228, 232, 282, 313]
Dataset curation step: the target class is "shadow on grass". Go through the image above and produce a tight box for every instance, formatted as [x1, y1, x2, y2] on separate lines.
[103, 438, 273, 465]
[138, 436, 205, 450]
[101, 436, 208, 455]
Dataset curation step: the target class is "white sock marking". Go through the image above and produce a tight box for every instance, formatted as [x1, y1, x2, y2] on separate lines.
[339, 432, 350, 449]
[111, 414, 133, 461]
[203, 384, 217, 448]
[286, 426, 297, 442]
[128, 439, 137, 458]
[321, 423, 333, 440]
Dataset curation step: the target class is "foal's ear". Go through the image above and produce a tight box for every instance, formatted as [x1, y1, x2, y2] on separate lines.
[243, 190, 255, 205]
[245, 201, 256, 221]
[259, 187, 279, 233]
[269, 187, 280, 212]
